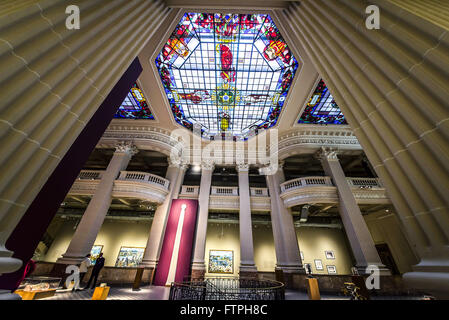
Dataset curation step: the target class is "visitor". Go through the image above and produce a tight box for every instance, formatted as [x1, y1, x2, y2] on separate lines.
[74, 254, 91, 291]
[85, 253, 105, 290]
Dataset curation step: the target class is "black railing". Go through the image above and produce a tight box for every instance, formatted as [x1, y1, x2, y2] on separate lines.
[169, 277, 285, 300]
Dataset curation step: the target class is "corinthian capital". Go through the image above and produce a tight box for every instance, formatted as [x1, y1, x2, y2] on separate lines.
[316, 147, 339, 161]
[115, 141, 139, 156]
[236, 161, 249, 173]
[201, 159, 215, 171]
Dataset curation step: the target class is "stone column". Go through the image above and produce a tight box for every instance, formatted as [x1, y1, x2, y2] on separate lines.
[191, 161, 214, 279]
[140, 161, 188, 269]
[318, 148, 390, 275]
[264, 164, 305, 274]
[237, 163, 257, 276]
[57, 142, 138, 265]
[283, 0, 449, 296]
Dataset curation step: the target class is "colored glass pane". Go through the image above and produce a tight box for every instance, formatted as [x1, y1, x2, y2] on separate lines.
[114, 83, 155, 120]
[156, 13, 298, 139]
[298, 79, 346, 125]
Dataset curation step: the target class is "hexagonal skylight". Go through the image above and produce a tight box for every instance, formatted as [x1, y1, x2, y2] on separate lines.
[155, 13, 299, 139]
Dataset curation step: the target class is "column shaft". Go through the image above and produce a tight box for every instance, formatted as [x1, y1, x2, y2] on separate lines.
[141, 164, 186, 268]
[237, 166, 257, 274]
[191, 163, 214, 277]
[320, 150, 390, 275]
[266, 168, 304, 273]
[57, 144, 136, 264]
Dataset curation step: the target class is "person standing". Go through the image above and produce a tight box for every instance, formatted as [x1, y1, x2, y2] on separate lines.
[85, 253, 105, 290]
[74, 254, 91, 291]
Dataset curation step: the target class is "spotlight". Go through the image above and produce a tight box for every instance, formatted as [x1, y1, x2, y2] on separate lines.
[192, 165, 201, 172]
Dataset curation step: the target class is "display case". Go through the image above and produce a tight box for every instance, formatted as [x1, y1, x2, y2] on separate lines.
[15, 276, 62, 300]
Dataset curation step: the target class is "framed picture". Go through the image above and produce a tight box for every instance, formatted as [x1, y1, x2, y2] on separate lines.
[90, 245, 103, 265]
[115, 247, 145, 267]
[314, 259, 323, 270]
[325, 250, 335, 259]
[300, 251, 304, 261]
[327, 265, 337, 274]
[208, 250, 234, 274]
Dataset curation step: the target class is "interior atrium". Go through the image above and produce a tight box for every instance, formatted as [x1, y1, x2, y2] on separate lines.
[0, 0, 448, 304]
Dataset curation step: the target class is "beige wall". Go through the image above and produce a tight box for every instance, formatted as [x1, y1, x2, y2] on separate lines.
[364, 212, 419, 274]
[204, 221, 355, 275]
[44, 217, 357, 275]
[44, 218, 152, 267]
[204, 223, 241, 277]
[296, 226, 354, 275]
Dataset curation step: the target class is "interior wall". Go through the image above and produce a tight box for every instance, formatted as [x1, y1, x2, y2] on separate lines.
[44, 218, 152, 267]
[204, 223, 241, 277]
[364, 212, 419, 274]
[44, 216, 356, 275]
[296, 226, 354, 275]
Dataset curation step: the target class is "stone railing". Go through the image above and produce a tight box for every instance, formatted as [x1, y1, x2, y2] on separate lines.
[70, 170, 170, 204]
[118, 171, 170, 189]
[280, 176, 390, 207]
[77, 170, 104, 180]
[346, 177, 382, 188]
[280, 176, 333, 193]
[250, 188, 269, 197]
[179, 185, 200, 197]
[211, 186, 239, 196]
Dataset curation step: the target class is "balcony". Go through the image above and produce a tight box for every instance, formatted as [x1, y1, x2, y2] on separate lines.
[179, 186, 271, 212]
[280, 176, 390, 208]
[69, 170, 170, 204]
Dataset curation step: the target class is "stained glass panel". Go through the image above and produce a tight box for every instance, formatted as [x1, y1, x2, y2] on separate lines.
[156, 13, 298, 139]
[114, 83, 155, 120]
[298, 79, 346, 125]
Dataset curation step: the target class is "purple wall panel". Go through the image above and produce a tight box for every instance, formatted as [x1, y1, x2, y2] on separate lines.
[153, 199, 198, 286]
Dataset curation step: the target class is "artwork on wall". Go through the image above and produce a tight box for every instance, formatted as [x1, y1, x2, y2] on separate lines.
[327, 265, 337, 274]
[325, 250, 335, 260]
[208, 250, 234, 274]
[90, 245, 103, 265]
[115, 247, 145, 268]
[314, 259, 323, 270]
[300, 251, 304, 261]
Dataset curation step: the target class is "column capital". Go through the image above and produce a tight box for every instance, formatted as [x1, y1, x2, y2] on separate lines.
[315, 147, 339, 161]
[236, 161, 249, 173]
[168, 158, 189, 171]
[115, 141, 138, 156]
[201, 159, 215, 171]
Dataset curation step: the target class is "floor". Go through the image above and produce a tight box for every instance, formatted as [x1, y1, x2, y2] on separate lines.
[42, 285, 424, 301]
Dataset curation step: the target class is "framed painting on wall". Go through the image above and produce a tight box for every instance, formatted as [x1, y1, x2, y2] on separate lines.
[90, 245, 103, 265]
[314, 259, 323, 270]
[327, 265, 337, 274]
[325, 250, 335, 259]
[208, 250, 234, 274]
[115, 247, 145, 267]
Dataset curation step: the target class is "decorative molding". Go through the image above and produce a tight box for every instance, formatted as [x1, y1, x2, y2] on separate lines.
[115, 141, 139, 156]
[201, 159, 215, 171]
[236, 161, 250, 172]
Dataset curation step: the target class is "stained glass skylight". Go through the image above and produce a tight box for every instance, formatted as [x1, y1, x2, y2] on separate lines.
[156, 13, 298, 139]
[114, 83, 155, 119]
[298, 79, 346, 125]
